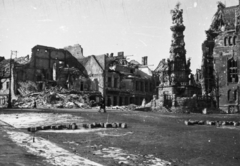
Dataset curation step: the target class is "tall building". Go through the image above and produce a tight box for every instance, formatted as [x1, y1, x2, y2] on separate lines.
[209, 1, 240, 113]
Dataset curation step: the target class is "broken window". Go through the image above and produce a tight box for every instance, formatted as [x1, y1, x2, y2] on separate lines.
[119, 97, 122, 106]
[108, 77, 112, 87]
[136, 81, 139, 91]
[80, 82, 84, 91]
[114, 78, 118, 88]
[145, 82, 148, 92]
[140, 82, 143, 92]
[107, 96, 111, 106]
[113, 96, 117, 106]
[228, 58, 238, 83]
[6, 82, 9, 89]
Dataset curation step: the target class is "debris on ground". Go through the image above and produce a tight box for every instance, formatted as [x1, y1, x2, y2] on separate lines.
[184, 119, 240, 127]
[13, 86, 99, 109]
[27, 122, 128, 132]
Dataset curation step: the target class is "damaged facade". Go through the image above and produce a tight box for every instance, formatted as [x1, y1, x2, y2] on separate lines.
[0, 44, 157, 108]
[209, 1, 240, 113]
[0, 56, 28, 106]
[2, 2, 240, 113]
[78, 52, 158, 106]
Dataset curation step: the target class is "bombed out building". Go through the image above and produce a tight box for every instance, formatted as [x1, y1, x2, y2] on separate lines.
[78, 52, 158, 106]
[0, 43, 158, 107]
[207, 1, 240, 113]
[2, 2, 240, 113]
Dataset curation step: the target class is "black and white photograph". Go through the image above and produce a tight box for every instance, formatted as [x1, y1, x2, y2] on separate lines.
[0, 0, 240, 165]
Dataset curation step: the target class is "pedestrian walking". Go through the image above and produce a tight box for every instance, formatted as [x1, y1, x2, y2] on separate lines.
[98, 98, 106, 113]
[33, 100, 37, 108]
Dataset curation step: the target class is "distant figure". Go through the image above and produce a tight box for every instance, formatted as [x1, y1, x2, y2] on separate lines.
[33, 100, 37, 108]
[98, 98, 106, 113]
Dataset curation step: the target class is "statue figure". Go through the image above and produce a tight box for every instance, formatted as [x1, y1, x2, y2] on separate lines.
[171, 73, 176, 85]
[164, 75, 170, 85]
[167, 58, 171, 70]
[188, 74, 192, 85]
[186, 57, 191, 69]
[159, 72, 164, 85]
[170, 2, 183, 25]
[210, 2, 225, 32]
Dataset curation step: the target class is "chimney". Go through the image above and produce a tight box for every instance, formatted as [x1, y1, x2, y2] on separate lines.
[142, 56, 148, 65]
[118, 52, 124, 58]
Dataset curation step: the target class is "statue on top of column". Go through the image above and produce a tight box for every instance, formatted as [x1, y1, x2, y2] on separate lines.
[170, 2, 183, 25]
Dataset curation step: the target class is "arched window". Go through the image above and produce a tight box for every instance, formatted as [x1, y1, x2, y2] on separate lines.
[233, 36, 237, 45]
[228, 36, 232, 46]
[224, 37, 228, 46]
[228, 58, 238, 83]
[234, 90, 238, 101]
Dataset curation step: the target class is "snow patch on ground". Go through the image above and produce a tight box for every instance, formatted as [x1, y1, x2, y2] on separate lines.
[97, 131, 133, 137]
[6, 130, 103, 166]
[93, 147, 171, 166]
[218, 126, 240, 130]
[39, 128, 108, 133]
[0, 113, 85, 128]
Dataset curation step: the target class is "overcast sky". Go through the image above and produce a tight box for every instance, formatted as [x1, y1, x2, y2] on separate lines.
[0, 0, 239, 72]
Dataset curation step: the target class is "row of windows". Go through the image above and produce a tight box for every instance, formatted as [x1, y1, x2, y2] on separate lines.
[107, 76, 154, 92]
[224, 36, 237, 46]
[108, 77, 118, 88]
[135, 81, 153, 92]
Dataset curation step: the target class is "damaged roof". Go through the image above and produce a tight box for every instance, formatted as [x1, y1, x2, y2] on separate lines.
[0, 59, 11, 78]
[0, 56, 30, 78]
[223, 5, 238, 30]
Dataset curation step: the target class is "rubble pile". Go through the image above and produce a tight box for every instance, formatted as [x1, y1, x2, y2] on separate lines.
[184, 119, 240, 127]
[107, 104, 137, 111]
[14, 87, 93, 109]
[27, 122, 127, 132]
[18, 81, 38, 96]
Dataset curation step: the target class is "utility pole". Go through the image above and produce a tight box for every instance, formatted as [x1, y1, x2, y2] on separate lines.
[103, 54, 106, 105]
[8, 50, 17, 108]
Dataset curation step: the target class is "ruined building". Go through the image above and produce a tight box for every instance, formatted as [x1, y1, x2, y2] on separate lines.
[0, 56, 29, 105]
[15, 45, 88, 90]
[0, 43, 157, 107]
[78, 52, 158, 106]
[206, 1, 240, 113]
